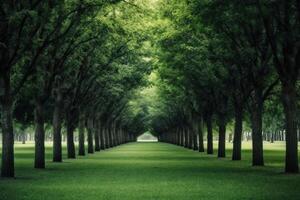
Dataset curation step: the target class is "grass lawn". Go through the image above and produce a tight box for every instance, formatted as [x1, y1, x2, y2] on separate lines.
[0, 141, 299, 200]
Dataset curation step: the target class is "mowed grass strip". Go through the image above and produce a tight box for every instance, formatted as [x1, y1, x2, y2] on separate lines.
[0, 142, 299, 200]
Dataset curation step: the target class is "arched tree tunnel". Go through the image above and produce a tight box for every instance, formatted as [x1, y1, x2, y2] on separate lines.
[0, 1, 299, 199]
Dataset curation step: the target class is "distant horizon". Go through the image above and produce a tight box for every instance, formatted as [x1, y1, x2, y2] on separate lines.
[137, 132, 158, 142]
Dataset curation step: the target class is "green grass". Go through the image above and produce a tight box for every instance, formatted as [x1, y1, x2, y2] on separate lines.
[0, 141, 299, 200]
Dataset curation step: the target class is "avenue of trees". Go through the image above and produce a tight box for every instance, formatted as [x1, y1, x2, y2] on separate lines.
[0, 0, 299, 179]
[149, 0, 300, 173]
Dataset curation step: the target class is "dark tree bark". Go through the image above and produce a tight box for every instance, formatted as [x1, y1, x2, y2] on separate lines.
[113, 123, 118, 146]
[184, 127, 188, 148]
[22, 131, 26, 144]
[94, 121, 100, 152]
[105, 126, 110, 148]
[66, 107, 76, 159]
[67, 123, 75, 159]
[180, 128, 184, 146]
[78, 112, 85, 156]
[108, 125, 113, 147]
[111, 123, 116, 147]
[176, 128, 180, 145]
[115, 127, 119, 145]
[188, 127, 193, 149]
[52, 87, 63, 162]
[177, 128, 181, 146]
[120, 129, 124, 144]
[282, 83, 299, 173]
[34, 100, 45, 168]
[250, 92, 264, 166]
[0, 73, 14, 177]
[100, 124, 105, 150]
[206, 114, 213, 154]
[232, 102, 243, 160]
[217, 116, 226, 158]
[198, 118, 205, 152]
[87, 117, 94, 154]
[193, 123, 198, 151]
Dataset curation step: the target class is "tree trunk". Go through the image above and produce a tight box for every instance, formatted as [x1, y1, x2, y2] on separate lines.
[180, 128, 184, 146]
[198, 118, 204, 152]
[100, 124, 105, 150]
[188, 127, 193, 149]
[184, 127, 188, 148]
[206, 114, 213, 154]
[111, 123, 115, 147]
[250, 94, 264, 166]
[108, 125, 113, 148]
[22, 132, 26, 144]
[232, 103, 243, 160]
[105, 126, 110, 148]
[113, 123, 118, 146]
[218, 116, 226, 158]
[177, 128, 181, 146]
[34, 100, 45, 168]
[0, 74, 14, 177]
[95, 121, 100, 152]
[120, 129, 124, 144]
[271, 131, 274, 143]
[87, 117, 94, 154]
[52, 88, 63, 162]
[66, 114, 75, 158]
[282, 83, 299, 173]
[193, 122, 198, 151]
[176, 128, 179, 145]
[78, 111, 85, 156]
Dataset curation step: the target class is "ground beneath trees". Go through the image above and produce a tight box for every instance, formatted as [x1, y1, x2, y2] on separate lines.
[0, 142, 299, 200]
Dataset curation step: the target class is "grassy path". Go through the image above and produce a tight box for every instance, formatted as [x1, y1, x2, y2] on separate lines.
[0, 142, 299, 200]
